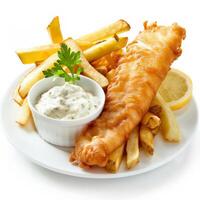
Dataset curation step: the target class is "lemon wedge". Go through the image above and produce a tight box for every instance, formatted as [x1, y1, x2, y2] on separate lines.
[159, 68, 192, 110]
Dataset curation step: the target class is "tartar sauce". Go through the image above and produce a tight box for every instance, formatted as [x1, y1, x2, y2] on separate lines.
[35, 83, 99, 120]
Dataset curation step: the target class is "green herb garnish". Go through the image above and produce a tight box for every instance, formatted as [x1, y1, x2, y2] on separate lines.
[43, 43, 83, 84]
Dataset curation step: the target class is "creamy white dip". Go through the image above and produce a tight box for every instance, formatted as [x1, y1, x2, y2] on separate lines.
[35, 83, 99, 120]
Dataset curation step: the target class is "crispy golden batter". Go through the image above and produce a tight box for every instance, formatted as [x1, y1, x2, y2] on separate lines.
[70, 22, 186, 167]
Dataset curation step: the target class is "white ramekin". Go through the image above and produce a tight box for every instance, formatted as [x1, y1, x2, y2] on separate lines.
[27, 76, 105, 147]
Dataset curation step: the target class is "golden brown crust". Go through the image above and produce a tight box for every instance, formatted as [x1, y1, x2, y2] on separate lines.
[71, 22, 186, 167]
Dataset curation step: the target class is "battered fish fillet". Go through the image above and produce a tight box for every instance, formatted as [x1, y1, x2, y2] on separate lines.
[70, 22, 186, 167]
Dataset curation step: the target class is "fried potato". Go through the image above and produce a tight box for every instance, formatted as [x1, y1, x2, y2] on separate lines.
[76, 19, 130, 46]
[18, 38, 108, 98]
[65, 39, 108, 87]
[141, 112, 161, 129]
[152, 93, 181, 142]
[16, 98, 30, 126]
[75, 40, 94, 51]
[92, 49, 123, 74]
[149, 105, 162, 117]
[148, 105, 162, 135]
[84, 37, 128, 62]
[18, 53, 58, 98]
[106, 144, 125, 173]
[13, 66, 37, 104]
[13, 84, 24, 106]
[16, 36, 127, 65]
[92, 50, 121, 81]
[126, 127, 139, 169]
[16, 20, 130, 64]
[91, 49, 121, 72]
[47, 16, 63, 43]
[35, 61, 43, 66]
[139, 125, 154, 155]
[94, 65, 108, 75]
[16, 44, 60, 64]
[16, 43, 93, 64]
[106, 69, 116, 83]
[151, 126, 160, 135]
[103, 49, 123, 71]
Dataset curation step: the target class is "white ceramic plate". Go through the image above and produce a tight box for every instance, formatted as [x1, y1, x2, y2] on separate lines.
[1, 74, 198, 179]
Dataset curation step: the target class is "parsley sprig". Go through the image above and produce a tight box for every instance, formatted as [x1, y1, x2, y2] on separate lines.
[43, 43, 83, 84]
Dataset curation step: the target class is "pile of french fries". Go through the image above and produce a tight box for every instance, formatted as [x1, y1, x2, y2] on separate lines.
[14, 17, 181, 173]
[15, 17, 130, 125]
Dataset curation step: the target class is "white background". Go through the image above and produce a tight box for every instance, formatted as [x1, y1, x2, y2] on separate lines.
[0, 0, 200, 199]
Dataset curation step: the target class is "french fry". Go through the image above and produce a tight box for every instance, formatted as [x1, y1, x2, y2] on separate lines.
[65, 39, 108, 87]
[47, 16, 63, 43]
[84, 37, 128, 62]
[18, 53, 58, 98]
[18, 38, 109, 98]
[148, 105, 162, 135]
[75, 40, 94, 51]
[92, 49, 123, 78]
[16, 36, 127, 65]
[151, 126, 160, 135]
[103, 49, 123, 71]
[92, 56, 109, 70]
[141, 112, 161, 129]
[94, 65, 108, 75]
[126, 127, 139, 169]
[16, 43, 93, 64]
[106, 69, 116, 83]
[16, 98, 30, 126]
[152, 94, 181, 142]
[17, 42, 94, 64]
[16, 19, 130, 64]
[149, 105, 162, 117]
[76, 19, 130, 45]
[13, 66, 37, 104]
[13, 83, 24, 106]
[16, 44, 60, 64]
[106, 144, 125, 173]
[139, 125, 154, 155]
[35, 61, 43, 66]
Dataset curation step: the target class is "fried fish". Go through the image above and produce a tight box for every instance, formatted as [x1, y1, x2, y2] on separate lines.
[70, 22, 186, 167]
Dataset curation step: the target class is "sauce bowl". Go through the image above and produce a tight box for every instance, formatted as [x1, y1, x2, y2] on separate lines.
[27, 76, 105, 147]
